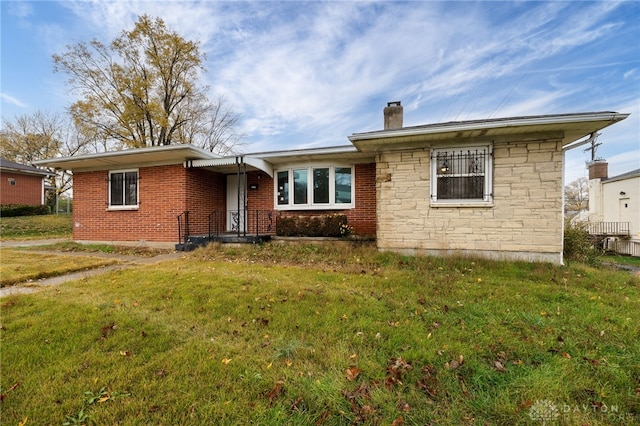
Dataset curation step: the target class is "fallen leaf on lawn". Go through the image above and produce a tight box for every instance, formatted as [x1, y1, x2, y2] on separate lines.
[221, 358, 232, 364]
[345, 366, 362, 381]
[119, 351, 131, 356]
[493, 360, 506, 372]
[391, 416, 405, 426]
[98, 396, 110, 403]
[18, 417, 28, 426]
[561, 352, 572, 359]
[265, 381, 284, 405]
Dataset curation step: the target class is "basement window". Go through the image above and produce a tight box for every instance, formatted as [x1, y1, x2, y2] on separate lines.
[430, 145, 493, 206]
[275, 165, 353, 210]
[108, 169, 139, 209]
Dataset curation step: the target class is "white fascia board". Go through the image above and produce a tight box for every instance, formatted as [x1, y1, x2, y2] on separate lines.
[33, 144, 218, 169]
[348, 112, 630, 141]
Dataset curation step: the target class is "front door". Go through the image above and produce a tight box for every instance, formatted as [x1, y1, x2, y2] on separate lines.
[226, 174, 246, 233]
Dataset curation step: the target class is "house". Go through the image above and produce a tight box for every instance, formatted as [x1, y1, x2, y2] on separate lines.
[0, 158, 51, 207]
[586, 160, 640, 256]
[34, 104, 629, 264]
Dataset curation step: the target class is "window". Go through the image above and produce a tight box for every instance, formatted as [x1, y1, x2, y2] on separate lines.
[109, 170, 138, 209]
[275, 166, 354, 210]
[430, 145, 492, 204]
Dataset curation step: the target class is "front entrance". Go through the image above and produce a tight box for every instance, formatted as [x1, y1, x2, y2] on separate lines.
[226, 174, 247, 233]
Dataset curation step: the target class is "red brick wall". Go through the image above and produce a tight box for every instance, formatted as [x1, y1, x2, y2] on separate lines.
[71, 162, 376, 243]
[266, 163, 377, 237]
[0, 172, 44, 205]
[72, 165, 224, 243]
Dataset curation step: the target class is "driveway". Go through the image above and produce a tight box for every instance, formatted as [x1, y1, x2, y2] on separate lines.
[1, 239, 184, 297]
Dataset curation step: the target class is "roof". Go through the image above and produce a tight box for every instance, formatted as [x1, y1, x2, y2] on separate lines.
[0, 158, 52, 176]
[33, 144, 217, 171]
[32, 111, 630, 173]
[603, 168, 640, 183]
[349, 111, 630, 152]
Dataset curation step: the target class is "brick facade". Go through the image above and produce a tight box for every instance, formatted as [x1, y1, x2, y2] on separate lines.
[376, 139, 564, 263]
[71, 162, 376, 245]
[72, 165, 223, 246]
[0, 171, 44, 205]
[270, 163, 377, 237]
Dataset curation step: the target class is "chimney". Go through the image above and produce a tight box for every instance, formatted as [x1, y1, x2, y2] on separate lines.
[384, 101, 403, 130]
[588, 159, 608, 180]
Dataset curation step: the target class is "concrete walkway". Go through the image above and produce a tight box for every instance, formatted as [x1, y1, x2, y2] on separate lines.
[1, 239, 184, 297]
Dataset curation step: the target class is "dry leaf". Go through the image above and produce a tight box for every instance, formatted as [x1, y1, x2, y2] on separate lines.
[345, 366, 362, 381]
[221, 358, 232, 364]
[494, 360, 506, 372]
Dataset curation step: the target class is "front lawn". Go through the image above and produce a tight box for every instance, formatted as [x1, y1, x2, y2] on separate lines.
[0, 214, 72, 240]
[0, 249, 119, 287]
[1, 243, 639, 425]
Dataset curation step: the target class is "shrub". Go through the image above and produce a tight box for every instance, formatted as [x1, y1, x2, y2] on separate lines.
[564, 221, 599, 264]
[276, 214, 350, 238]
[0, 204, 50, 217]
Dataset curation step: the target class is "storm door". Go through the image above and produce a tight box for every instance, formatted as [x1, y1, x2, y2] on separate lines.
[226, 173, 247, 233]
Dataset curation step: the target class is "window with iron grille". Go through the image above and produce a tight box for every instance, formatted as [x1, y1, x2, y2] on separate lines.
[430, 145, 493, 204]
[108, 170, 139, 208]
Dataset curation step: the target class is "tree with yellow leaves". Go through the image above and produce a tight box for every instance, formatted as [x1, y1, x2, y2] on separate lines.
[53, 15, 242, 153]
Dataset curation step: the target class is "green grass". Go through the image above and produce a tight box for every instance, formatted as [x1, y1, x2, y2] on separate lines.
[1, 243, 639, 425]
[0, 214, 72, 240]
[602, 254, 640, 268]
[0, 249, 119, 287]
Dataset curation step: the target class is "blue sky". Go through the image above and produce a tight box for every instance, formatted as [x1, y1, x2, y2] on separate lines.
[1, 0, 639, 184]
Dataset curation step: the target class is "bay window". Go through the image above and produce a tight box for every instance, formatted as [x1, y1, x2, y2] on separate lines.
[276, 165, 354, 209]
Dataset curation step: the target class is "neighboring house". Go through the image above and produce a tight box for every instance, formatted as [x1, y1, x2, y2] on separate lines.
[35, 104, 629, 264]
[586, 160, 640, 256]
[0, 158, 51, 206]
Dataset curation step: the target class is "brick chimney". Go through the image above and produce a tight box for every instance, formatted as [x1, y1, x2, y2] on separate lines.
[384, 101, 403, 130]
[588, 159, 608, 180]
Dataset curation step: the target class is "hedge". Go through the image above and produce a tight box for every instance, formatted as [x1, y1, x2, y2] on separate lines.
[0, 204, 51, 217]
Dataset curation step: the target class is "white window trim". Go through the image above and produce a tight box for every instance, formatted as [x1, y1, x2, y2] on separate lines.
[430, 144, 493, 207]
[274, 164, 355, 211]
[107, 169, 139, 211]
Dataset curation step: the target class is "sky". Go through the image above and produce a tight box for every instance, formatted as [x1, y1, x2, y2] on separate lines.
[1, 0, 639, 184]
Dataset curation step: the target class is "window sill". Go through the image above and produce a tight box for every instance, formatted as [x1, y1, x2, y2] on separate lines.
[430, 201, 493, 208]
[106, 206, 139, 211]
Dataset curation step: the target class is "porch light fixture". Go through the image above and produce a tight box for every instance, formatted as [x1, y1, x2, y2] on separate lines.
[620, 191, 626, 196]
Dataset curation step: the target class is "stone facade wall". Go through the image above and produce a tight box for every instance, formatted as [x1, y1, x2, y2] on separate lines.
[375, 139, 564, 263]
[0, 171, 44, 205]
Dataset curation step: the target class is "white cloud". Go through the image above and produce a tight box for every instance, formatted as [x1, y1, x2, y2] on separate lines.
[1, 93, 27, 108]
[7, 1, 32, 18]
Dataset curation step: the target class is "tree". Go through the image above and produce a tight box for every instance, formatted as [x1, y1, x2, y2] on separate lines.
[0, 111, 63, 164]
[564, 177, 589, 214]
[0, 111, 91, 204]
[53, 15, 242, 153]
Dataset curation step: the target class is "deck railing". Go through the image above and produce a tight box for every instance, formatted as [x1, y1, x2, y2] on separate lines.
[177, 210, 275, 244]
[587, 222, 630, 236]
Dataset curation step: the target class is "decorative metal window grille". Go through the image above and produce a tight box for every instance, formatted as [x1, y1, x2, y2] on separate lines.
[433, 148, 490, 201]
